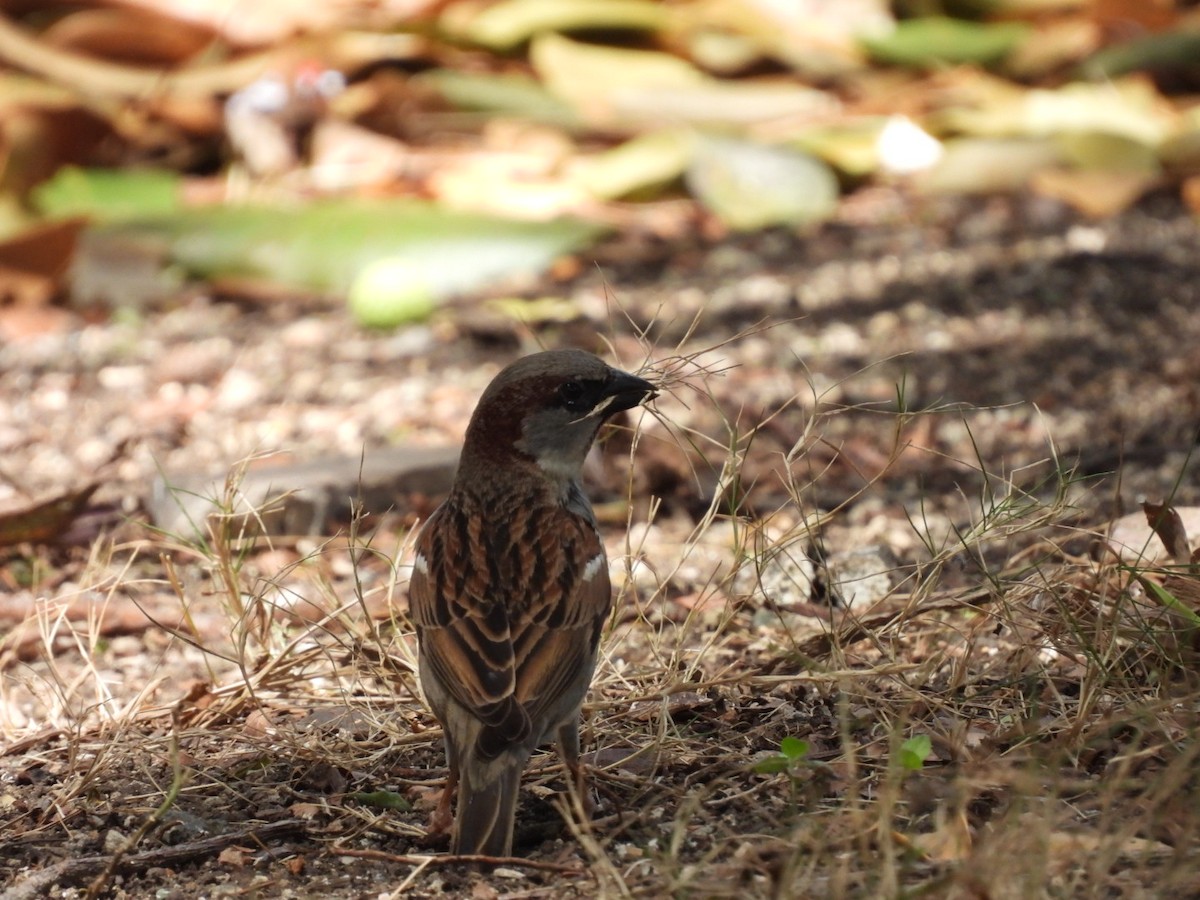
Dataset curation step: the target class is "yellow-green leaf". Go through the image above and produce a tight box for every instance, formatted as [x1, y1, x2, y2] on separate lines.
[573, 130, 693, 200]
[531, 32, 705, 122]
[102, 200, 605, 299]
[449, 0, 669, 51]
[33, 166, 181, 221]
[863, 16, 1029, 68]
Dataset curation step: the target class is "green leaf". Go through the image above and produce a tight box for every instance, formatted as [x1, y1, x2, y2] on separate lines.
[348, 257, 437, 329]
[863, 17, 1029, 68]
[347, 790, 412, 811]
[101, 200, 605, 300]
[1141, 577, 1200, 628]
[32, 166, 181, 221]
[899, 734, 933, 771]
[753, 755, 791, 775]
[780, 736, 810, 761]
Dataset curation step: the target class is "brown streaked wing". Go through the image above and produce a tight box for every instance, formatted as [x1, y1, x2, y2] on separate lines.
[409, 501, 517, 718]
[410, 500, 611, 734]
[509, 507, 612, 724]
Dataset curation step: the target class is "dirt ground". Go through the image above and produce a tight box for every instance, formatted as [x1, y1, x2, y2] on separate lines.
[2, 189, 1199, 898]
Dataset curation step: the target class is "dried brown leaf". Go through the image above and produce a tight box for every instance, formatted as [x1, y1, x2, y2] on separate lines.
[0, 482, 100, 547]
[1142, 500, 1192, 566]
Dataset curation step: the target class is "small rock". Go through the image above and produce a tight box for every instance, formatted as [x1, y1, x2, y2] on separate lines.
[734, 541, 817, 607]
[822, 544, 898, 608]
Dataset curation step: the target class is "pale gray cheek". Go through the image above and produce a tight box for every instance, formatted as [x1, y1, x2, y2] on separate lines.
[517, 410, 601, 473]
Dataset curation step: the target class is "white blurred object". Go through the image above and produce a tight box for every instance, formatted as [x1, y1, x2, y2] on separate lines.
[224, 62, 347, 177]
[877, 115, 944, 175]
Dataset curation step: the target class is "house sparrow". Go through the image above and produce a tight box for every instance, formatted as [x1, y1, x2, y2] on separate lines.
[409, 349, 656, 858]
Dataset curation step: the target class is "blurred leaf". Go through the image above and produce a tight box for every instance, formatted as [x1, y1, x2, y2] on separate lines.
[1029, 80, 1175, 144]
[1079, 30, 1200, 81]
[448, 0, 669, 51]
[348, 257, 437, 329]
[0, 73, 83, 110]
[42, 7, 216, 67]
[0, 217, 86, 321]
[1089, 0, 1181, 30]
[619, 80, 838, 127]
[862, 16, 1029, 67]
[0, 106, 116, 198]
[0, 196, 30, 241]
[1182, 175, 1200, 214]
[686, 27, 764, 75]
[899, 734, 932, 771]
[1003, 18, 1100, 80]
[1030, 167, 1157, 217]
[531, 33, 834, 128]
[105, 200, 605, 298]
[0, 482, 99, 547]
[32, 167, 181, 221]
[532, 32, 705, 120]
[793, 121, 888, 177]
[973, 0, 1091, 12]
[415, 70, 579, 127]
[696, 0, 890, 78]
[1054, 132, 1160, 173]
[0, 217, 85, 281]
[686, 136, 839, 230]
[939, 78, 1174, 146]
[918, 137, 1061, 193]
[1160, 110, 1200, 175]
[573, 130, 693, 199]
[487, 296, 581, 323]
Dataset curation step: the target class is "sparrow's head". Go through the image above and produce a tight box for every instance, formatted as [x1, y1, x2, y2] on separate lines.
[461, 349, 656, 486]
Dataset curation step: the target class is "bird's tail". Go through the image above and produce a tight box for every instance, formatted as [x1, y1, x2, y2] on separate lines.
[452, 752, 525, 858]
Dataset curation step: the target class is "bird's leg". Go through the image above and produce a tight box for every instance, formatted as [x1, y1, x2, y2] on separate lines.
[430, 766, 456, 836]
[557, 720, 594, 819]
[428, 742, 458, 837]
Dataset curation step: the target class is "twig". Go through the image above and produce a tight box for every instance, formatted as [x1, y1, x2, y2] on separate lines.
[329, 844, 586, 875]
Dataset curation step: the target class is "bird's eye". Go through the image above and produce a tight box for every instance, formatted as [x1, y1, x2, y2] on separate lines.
[559, 380, 586, 410]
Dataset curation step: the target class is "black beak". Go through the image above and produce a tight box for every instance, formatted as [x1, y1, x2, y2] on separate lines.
[601, 369, 657, 417]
